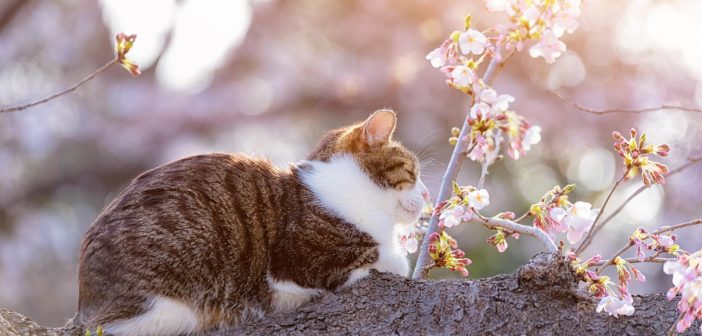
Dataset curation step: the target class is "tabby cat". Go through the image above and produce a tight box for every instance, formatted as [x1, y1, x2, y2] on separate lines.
[75, 110, 428, 335]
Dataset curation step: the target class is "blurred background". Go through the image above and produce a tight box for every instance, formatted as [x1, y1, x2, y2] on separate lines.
[1, 0, 701, 327]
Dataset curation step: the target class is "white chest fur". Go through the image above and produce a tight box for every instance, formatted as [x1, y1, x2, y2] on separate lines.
[301, 155, 412, 280]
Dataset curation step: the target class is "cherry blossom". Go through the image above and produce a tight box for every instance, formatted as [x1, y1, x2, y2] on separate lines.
[115, 33, 141, 76]
[664, 250, 702, 333]
[468, 189, 490, 210]
[449, 65, 478, 88]
[425, 48, 447, 68]
[459, 29, 488, 55]
[470, 102, 491, 119]
[399, 231, 419, 255]
[528, 30, 566, 64]
[439, 205, 472, 228]
[522, 125, 541, 151]
[596, 295, 635, 318]
[428, 231, 472, 276]
[612, 129, 670, 186]
[564, 202, 598, 244]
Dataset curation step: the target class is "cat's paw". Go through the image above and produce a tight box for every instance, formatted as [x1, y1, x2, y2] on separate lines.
[373, 252, 409, 277]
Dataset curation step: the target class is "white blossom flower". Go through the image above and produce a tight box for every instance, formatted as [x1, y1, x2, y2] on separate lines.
[399, 233, 419, 255]
[522, 125, 542, 151]
[425, 48, 446, 68]
[450, 65, 477, 87]
[529, 30, 566, 64]
[470, 102, 491, 119]
[486, 0, 511, 13]
[468, 189, 490, 210]
[491, 93, 515, 114]
[459, 29, 488, 55]
[564, 201, 598, 244]
[440, 205, 471, 228]
[596, 296, 635, 318]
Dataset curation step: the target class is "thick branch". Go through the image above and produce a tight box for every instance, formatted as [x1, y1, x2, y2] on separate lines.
[4, 253, 700, 335]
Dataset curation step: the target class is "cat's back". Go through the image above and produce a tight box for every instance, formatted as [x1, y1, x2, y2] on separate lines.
[78, 153, 287, 331]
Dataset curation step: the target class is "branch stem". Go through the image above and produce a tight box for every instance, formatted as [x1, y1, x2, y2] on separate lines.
[596, 219, 702, 275]
[412, 53, 507, 279]
[548, 89, 702, 115]
[577, 156, 702, 253]
[0, 58, 119, 114]
[575, 169, 630, 255]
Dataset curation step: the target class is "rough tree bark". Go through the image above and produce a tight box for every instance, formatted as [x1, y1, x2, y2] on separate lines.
[1, 253, 699, 335]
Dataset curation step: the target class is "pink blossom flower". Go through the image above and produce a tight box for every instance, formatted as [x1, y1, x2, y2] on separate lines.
[459, 29, 488, 55]
[522, 125, 542, 151]
[398, 231, 419, 255]
[439, 205, 472, 228]
[529, 30, 566, 64]
[470, 102, 491, 119]
[612, 129, 670, 186]
[564, 201, 598, 244]
[596, 295, 635, 318]
[485, 0, 511, 13]
[664, 251, 702, 333]
[450, 65, 477, 88]
[425, 48, 447, 68]
[468, 189, 490, 210]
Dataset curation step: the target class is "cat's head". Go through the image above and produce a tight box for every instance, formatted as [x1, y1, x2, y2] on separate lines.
[307, 110, 428, 224]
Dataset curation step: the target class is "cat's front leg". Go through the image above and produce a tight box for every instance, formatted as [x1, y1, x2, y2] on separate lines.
[372, 246, 410, 277]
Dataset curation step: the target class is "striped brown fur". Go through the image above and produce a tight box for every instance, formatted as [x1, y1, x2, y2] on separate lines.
[76, 110, 422, 335]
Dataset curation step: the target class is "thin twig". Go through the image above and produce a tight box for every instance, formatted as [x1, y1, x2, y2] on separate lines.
[596, 219, 702, 274]
[577, 156, 702, 253]
[548, 89, 702, 115]
[473, 209, 558, 252]
[514, 211, 529, 223]
[575, 168, 631, 255]
[652, 219, 702, 236]
[591, 255, 673, 267]
[0, 58, 118, 114]
[477, 161, 490, 189]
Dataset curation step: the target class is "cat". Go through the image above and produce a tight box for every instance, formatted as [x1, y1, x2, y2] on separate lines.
[74, 110, 428, 336]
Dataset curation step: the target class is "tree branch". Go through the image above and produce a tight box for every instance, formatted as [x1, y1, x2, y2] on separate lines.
[596, 219, 702, 274]
[0, 58, 118, 114]
[473, 210, 558, 252]
[412, 52, 509, 279]
[575, 168, 630, 255]
[548, 89, 702, 115]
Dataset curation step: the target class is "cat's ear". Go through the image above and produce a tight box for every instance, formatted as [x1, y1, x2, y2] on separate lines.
[363, 109, 396, 146]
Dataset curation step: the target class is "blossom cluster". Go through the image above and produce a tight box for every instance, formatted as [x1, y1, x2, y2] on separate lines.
[463, 87, 542, 164]
[438, 183, 490, 228]
[664, 250, 702, 334]
[612, 129, 670, 186]
[426, 1, 564, 165]
[486, 0, 582, 63]
[428, 231, 473, 276]
[629, 228, 679, 262]
[568, 254, 637, 317]
[529, 184, 598, 244]
[115, 33, 141, 76]
[486, 212, 520, 252]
